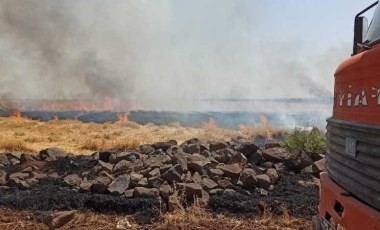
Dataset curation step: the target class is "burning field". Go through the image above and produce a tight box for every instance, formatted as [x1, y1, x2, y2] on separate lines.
[0, 114, 325, 229]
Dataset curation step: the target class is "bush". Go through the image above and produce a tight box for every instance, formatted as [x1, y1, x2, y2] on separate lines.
[282, 127, 326, 154]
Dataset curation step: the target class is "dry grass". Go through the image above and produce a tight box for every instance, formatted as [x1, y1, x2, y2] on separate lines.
[0, 116, 285, 154]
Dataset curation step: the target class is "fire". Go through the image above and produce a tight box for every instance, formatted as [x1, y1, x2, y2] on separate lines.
[201, 118, 218, 129]
[12, 110, 22, 118]
[118, 113, 129, 123]
[260, 115, 269, 127]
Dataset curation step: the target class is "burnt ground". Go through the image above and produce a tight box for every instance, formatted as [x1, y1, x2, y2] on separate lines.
[0, 171, 319, 223]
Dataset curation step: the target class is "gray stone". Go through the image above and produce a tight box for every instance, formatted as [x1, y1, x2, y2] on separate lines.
[166, 145, 183, 156]
[139, 144, 155, 155]
[145, 155, 171, 168]
[312, 158, 326, 177]
[98, 160, 113, 172]
[182, 143, 200, 154]
[130, 173, 144, 185]
[159, 182, 173, 201]
[266, 168, 279, 184]
[79, 180, 93, 192]
[137, 178, 148, 187]
[125, 189, 134, 198]
[262, 147, 289, 163]
[113, 160, 131, 173]
[192, 172, 202, 184]
[229, 152, 247, 165]
[188, 161, 209, 175]
[255, 174, 271, 190]
[0, 170, 7, 185]
[202, 178, 218, 191]
[162, 164, 184, 183]
[148, 168, 161, 178]
[150, 149, 165, 156]
[133, 187, 159, 198]
[152, 140, 177, 151]
[209, 142, 229, 152]
[39, 148, 67, 161]
[218, 179, 233, 189]
[93, 151, 113, 162]
[109, 152, 139, 164]
[64, 174, 82, 187]
[216, 163, 242, 179]
[20, 154, 35, 164]
[168, 195, 183, 212]
[44, 210, 76, 230]
[107, 175, 130, 195]
[208, 168, 224, 178]
[247, 150, 264, 165]
[242, 174, 257, 189]
[148, 176, 164, 188]
[182, 171, 192, 182]
[213, 148, 234, 164]
[171, 153, 188, 171]
[160, 164, 173, 175]
[0, 153, 10, 166]
[236, 142, 259, 157]
[178, 183, 203, 200]
[200, 150, 211, 158]
[288, 152, 314, 171]
[209, 188, 224, 195]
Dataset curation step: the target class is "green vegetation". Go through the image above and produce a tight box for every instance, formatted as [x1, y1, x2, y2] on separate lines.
[282, 127, 326, 154]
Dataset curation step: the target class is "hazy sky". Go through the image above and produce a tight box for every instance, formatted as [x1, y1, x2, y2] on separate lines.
[0, 0, 377, 109]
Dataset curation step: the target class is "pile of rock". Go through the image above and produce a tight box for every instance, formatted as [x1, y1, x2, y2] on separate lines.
[0, 138, 325, 211]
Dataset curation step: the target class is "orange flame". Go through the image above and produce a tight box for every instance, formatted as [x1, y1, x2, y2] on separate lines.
[12, 110, 22, 118]
[118, 113, 129, 123]
[201, 118, 218, 129]
[260, 115, 269, 127]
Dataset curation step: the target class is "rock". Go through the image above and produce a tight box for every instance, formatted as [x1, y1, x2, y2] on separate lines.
[229, 152, 247, 165]
[247, 150, 264, 165]
[168, 195, 183, 212]
[162, 164, 184, 183]
[64, 174, 82, 187]
[171, 153, 188, 171]
[166, 145, 183, 156]
[265, 142, 282, 149]
[255, 174, 271, 190]
[261, 161, 274, 169]
[213, 148, 234, 164]
[20, 154, 35, 164]
[139, 144, 155, 155]
[182, 144, 200, 154]
[91, 176, 112, 193]
[44, 210, 76, 230]
[150, 149, 165, 156]
[217, 179, 233, 189]
[200, 144, 209, 153]
[39, 148, 67, 161]
[200, 150, 211, 158]
[0, 170, 7, 185]
[202, 178, 218, 191]
[310, 153, 325, 161]
[79, 180, 93, 192]
[288, 152, 314, 172]
[242, 174, 257, 189]
[108, 175, 130, 195]
[236, 142, 259, 156]
[262, 147, 289, 163]
[98, 160, 114, 172]
[148, 176, 164, 188]
[209, 188, 224, 195]
[241, 168, 256, 181]
[312, 158, 326, 177]
[209, 142, 229, 152]
[274, 163, 285, 172]
[181, 138, 201, 146]
[148, 168, 161, 178]
[130, 173, 144, 186]
[110, 152, 139, 164]
[208, 168, 224, 178]
[266, 168, 279, 184]
[188, 161, 209, 175]
[199, 190, 210, 205]
[178, 183, 203, 200]
[95, 151, 113, 162]
[223, 189, 238, 195]
[113, 160, 131, 173]
[31, 172, 47, 180]
[0, 153, 10, 166]
[124, 189, 134, 198]
[159, 182, 173, 201]
[8, 157, 20, 166]
[160, 164, 173, 175]
[192, 172, 202, 184]
[145, 155, 171, 168]
[133, 187, 159, 198]
[9, 173, 30, 189]
[152, 140, 177, 152]
[182, 171, 192, 182]
[216, 163, 242, 179]
[137, 178, 148, 187]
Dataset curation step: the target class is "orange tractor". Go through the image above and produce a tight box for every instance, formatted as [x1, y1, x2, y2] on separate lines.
[313, 1, 380, 229]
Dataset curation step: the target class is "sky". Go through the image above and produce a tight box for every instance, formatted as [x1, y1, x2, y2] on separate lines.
[0, 0, 378, 110]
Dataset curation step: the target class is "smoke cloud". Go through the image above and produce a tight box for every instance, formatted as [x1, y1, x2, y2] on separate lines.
[0, 0, 348, 111]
